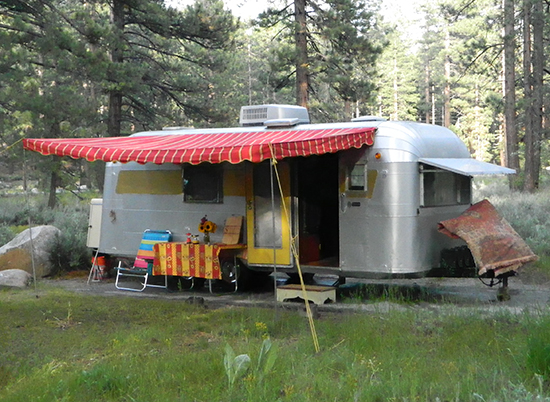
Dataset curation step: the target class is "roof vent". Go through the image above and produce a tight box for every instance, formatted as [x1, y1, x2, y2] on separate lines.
[264, 118, 301, 128]
[240, 105, 310, 127]
[351, 116, 387, 122]
[161, 126, 194, 130]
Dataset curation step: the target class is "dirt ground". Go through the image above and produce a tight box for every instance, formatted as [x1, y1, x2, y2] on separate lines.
[41, 268, 550, 316]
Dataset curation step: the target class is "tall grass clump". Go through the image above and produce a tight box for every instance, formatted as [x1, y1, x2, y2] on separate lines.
[526, 315, 550, 380]
[474, 177, 550, 257]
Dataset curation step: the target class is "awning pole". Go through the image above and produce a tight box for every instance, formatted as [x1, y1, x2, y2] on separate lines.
[270, 153, 320, 353]
[23, 149, 37, 292]
[269, 159, 278, 313]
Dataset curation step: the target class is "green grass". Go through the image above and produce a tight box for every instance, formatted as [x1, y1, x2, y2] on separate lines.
[2, 285, 550, 401]
[1, 179, 550, 400]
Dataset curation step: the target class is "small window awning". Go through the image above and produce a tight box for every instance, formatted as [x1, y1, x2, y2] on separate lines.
[420, 158, 515, 176]
[22, 127, 376, 165]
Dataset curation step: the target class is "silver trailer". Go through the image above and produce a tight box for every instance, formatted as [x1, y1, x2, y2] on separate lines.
[87, 105, 513, 282]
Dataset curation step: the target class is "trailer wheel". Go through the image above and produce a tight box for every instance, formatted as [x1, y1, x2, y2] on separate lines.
[168, 276, 205, 291]
[190, 277, 206, 290]
[220, 259, 267, 291]
[168, 276, 192, 290]
[221, 260, 239, 285]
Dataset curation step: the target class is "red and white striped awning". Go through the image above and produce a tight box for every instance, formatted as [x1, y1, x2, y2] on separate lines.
[23, 127, 376, 165]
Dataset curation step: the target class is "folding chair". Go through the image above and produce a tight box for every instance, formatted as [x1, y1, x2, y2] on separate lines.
[115, 229, 172, 292]
[208, 216, 244, 293]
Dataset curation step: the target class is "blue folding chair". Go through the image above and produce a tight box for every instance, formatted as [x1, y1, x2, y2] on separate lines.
[115, 229, 172, 292]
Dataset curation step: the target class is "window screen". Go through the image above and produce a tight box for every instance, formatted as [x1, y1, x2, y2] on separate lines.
[349, 163, 366, 191]
[183, 164, 223, 203]
[421, 165, 471, 207]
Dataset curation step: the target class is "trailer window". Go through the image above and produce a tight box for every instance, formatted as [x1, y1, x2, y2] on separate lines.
[421, 166, 471, 207]
[183, 164, 223, 203]
[349, 163, 366, 191]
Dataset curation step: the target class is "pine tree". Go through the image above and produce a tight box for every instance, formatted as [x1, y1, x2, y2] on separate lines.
[417, 0, 507, 161]
[0, 0, 239, 205]
[374, 30, 420, 121]
[257, 0, 386, 120]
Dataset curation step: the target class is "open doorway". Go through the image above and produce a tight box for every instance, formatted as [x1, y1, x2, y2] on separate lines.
[297, 153, 340, 266]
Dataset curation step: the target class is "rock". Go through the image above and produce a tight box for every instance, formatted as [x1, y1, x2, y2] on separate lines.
[185, 296, 205, 306]
[0, 225, 61, 277]
[0, 269, 32, 288]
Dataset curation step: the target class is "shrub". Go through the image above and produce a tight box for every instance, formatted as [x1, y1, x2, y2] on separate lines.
[474, 178, 550, 257]
[47, 207, 91, 275]
[0, 225, 16, 247]
[0, 192, 95, 274]
[0, 196, 57, 226]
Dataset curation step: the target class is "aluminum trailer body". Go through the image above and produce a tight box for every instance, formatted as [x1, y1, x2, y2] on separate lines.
[93, 106, 512, 279]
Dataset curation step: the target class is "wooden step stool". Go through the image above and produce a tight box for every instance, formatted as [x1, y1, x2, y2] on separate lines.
[276, 284, 336, 305]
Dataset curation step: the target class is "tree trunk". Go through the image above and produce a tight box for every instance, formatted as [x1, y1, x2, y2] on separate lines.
[443, 29, 451, 128]
[503, 0, 520, 189]
[425, 64, 430, 124]
[48, 167, 59, 209]
[81, 160, 93, 190]
[108, 91, 122, 137]
[392, 56, 398, 120]
[108, 0, 125, 137]
[431, 86, 436, 124]
[344, 100, 351, 120]
[47, 122, 62, 209]
[531, 0, 543, 189]
[294, 0, 308, 108]
[93, 163, 105, 192]
[522, 0, 537, 192]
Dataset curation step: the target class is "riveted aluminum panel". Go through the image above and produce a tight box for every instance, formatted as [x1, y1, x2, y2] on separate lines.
[99, 161, 247, 258]
[338, 122, 476, 277]
[95, 119, 504, 279]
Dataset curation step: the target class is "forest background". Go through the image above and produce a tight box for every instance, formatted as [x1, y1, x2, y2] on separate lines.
[0, 0, 548, 206]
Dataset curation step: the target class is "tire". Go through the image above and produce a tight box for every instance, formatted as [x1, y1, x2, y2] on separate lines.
[220, 259, 271, 291]
[221, 260, 239, 284]
[190, 277, 206, 290]
[167, 276, 194, 290]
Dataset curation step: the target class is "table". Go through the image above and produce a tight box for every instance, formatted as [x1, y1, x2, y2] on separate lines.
[152, 243, 245, 280]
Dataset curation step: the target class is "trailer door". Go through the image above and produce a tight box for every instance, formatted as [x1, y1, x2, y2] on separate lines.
[245, 161, 292, 266]
[339, 152, 376, 270]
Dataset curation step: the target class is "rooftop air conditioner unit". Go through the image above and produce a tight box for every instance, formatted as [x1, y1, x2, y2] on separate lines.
[239, 104, 310, 127]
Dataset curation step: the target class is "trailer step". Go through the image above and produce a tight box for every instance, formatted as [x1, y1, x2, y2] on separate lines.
[276, 284, 336, 305]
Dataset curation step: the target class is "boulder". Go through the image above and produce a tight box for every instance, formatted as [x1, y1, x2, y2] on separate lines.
[0, 269, 32, 288]
[0, 225, 61, 277]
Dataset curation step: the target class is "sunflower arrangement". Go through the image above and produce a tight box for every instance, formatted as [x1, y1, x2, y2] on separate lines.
[198, 215, 217, 244]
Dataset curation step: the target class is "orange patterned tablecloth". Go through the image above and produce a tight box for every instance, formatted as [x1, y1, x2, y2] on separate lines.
[152, 243, 245, 279]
